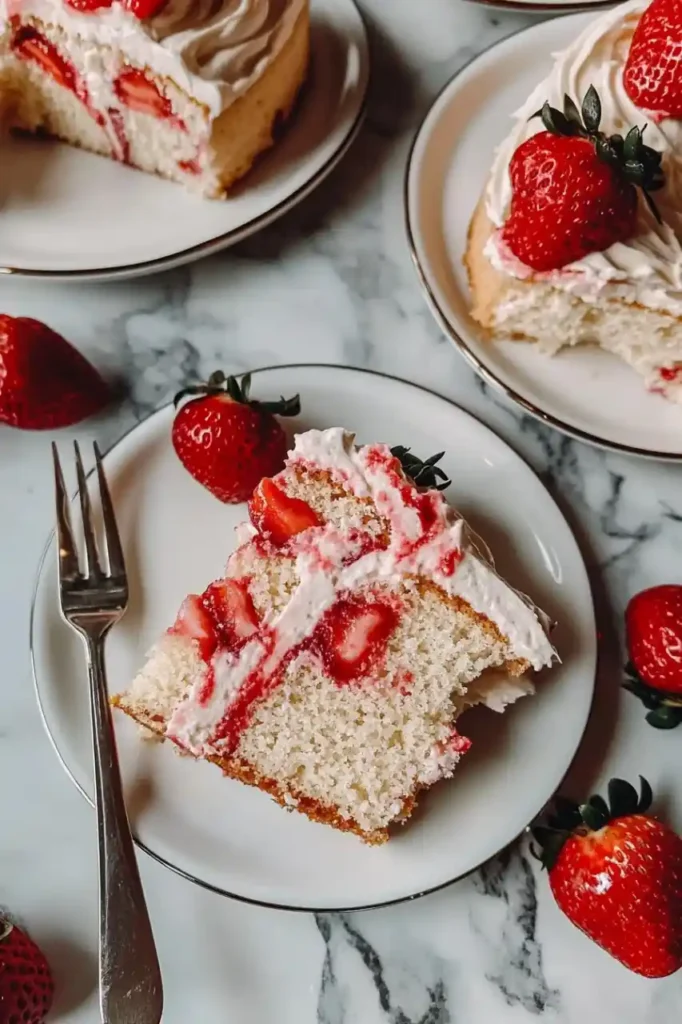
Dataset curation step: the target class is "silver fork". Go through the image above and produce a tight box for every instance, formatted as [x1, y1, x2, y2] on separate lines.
[53, 441, 163, 1024]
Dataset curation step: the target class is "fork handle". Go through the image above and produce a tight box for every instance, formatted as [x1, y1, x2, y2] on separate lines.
[85, 634, 164, 1024]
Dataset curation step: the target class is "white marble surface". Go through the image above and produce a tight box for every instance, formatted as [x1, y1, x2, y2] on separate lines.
[2, 1, 682, 1020]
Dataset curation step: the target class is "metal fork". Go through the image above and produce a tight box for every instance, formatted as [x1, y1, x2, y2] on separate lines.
[53, 441, 163, 1024]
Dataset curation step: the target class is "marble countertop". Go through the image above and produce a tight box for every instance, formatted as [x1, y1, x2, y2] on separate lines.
[2, 1, 682, 1020]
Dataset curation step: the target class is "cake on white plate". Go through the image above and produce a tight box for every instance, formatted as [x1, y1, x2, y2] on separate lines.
[466, 0, 682, 402]
[0, 0, 309, 198]
[112, 427, 556, 844]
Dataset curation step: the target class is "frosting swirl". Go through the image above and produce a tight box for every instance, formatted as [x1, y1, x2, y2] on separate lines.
[485, 0, 682, 317]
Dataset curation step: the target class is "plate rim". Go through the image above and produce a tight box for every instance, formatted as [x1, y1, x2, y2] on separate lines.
[30, 363, 597, 913]
[0, 0, 370, 283]
[465, 0, 616, 12]
[404, 13, 682, 464]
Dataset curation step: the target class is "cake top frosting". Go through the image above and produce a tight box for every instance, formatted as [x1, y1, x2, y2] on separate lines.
[485, 0, 682, 318]
[1, 0, 306, 115]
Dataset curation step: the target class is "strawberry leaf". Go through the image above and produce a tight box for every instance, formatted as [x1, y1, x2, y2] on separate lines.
[580, 800, 609, 832]
[637, 775, 653, 814]
[563, 93, 582, 127]
[581, 84, 601, 132]
[607, 777, 639, 818]
[646, 705, 682, 729]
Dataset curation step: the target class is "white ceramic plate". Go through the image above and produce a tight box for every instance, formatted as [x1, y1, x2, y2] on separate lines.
[0, 0, 368, 281]
[31, 365, 596, 911]
[406, 13, 682, 461]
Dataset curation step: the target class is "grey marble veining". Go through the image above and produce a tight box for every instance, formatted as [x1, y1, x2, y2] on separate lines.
[2, 1, 682, 1021]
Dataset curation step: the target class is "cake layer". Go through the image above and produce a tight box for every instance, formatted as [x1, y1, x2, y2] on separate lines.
[114, 429, 555, 842]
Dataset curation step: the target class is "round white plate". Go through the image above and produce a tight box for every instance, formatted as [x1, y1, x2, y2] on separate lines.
[31, 365, 596, 911]
[0, 0, 368, 281]
[406, 14, 682, 461]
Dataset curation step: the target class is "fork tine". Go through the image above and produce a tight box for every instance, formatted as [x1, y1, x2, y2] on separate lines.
[74, 440, 102, 578]
[94, 441, 126, 579]
[52, 443, 81, 581]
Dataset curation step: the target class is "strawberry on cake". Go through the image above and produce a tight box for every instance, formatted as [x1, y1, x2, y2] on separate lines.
[466, 0, 682, 402]
[113, 426, 556, 844]
[0, 0, 309, 197]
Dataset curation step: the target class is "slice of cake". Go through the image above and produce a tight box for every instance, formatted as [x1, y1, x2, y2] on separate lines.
[113, 428, 556, 844]
[466, 0, 682, 402]
[0, 0, 309, 197]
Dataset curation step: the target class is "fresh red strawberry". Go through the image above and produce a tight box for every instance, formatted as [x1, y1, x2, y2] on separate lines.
[501, 87, 664, 272]
[0, 917, 54, 1024]
[202, 578, 260, 650]
[624, 0, 682, 120]
[533, 778, 682, 978]
[172, 371, 300, 504]
[249, 478, 321, 544]
[121, 0, 167, 17]
[315, 598, 399, 684]
[623, 585, 682, 728]
[0, 315, 111, 430]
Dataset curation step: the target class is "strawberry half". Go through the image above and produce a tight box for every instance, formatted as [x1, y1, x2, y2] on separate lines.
[623, 0, 682, 120]
[114, 68, 185, 129]
[202, 578, 260, 651]
[501, 87, 664, 272]
[533, 778, 682, 978]
[623, 584, 682, 728]
[249, 478, 321, 545]
[0, 315, 111, 430]
[0, 917, 54, 1024]
[314, 597, 400, 684]
[172, 372, 300, 504]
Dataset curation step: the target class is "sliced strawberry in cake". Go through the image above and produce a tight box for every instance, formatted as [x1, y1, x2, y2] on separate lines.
[113, 427, 556, 844]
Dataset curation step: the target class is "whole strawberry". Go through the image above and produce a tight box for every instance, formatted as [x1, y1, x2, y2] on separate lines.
[0, 315, 111, 430]
[624, 0, 682, 120]
[172, 371, 300, 503]
[501, 86, 664, 272]
[624, 584, 682, 728]
[0, 916, 54, 1023]
[533, 778, 682, 978]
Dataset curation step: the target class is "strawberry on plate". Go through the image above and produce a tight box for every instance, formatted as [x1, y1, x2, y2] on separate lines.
[172, 371, 300, 504]
[623, 0, 682, 120]
[0, 315, 111, 430]
[533, 777, 682, 978]
[624, 584, 682, 728]
[500, 86, 664, 272]
[0, 916, 54, 1023]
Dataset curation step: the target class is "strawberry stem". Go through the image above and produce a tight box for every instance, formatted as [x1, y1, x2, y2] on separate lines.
[174, 371, 301, 417]
[391, 446, 451, 491]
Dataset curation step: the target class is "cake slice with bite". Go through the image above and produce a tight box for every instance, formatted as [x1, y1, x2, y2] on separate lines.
[466, 0, 682, 402]
[113, 428, 556, 844]
[0, 0, 309, 197]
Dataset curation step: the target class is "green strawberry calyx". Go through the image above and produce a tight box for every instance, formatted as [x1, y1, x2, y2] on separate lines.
[531, 776, 653, 871]
[623, 661, 682, 730]
[390, 446, 451, 491]
[174, 371, 301, 417]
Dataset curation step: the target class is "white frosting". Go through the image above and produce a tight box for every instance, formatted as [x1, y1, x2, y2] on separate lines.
[168, 428, 556, 755]
[485, 0, 682, 318]
[1, 0, 306, 116]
